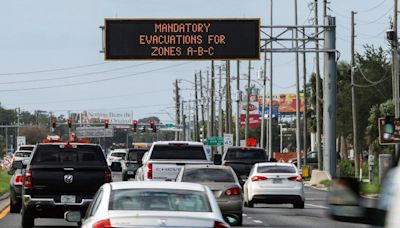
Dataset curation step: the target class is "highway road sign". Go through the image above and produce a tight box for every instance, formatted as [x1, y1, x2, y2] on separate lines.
[76, 127, 114, 138]
[223, 134, 233, 148]
[165, 123, 174, 128]
[104, 19, 260, 60]
[207, 136, 224, 146]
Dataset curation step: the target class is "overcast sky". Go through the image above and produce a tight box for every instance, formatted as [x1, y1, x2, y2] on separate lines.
[0, 0, 392, 123]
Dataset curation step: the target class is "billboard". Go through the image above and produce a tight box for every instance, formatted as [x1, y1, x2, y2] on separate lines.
[258, 93, 305, 115]
[81, 111, 133, 125]
[104, 19, 260, 60]
[240, 95, 259, 128]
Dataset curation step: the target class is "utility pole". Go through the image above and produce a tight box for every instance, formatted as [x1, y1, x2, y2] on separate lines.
[182, 100, 186, 140]
[211, 61, 216, 138]
[394, 0, 400, 160]
[295, 0, 301, 170]
[303, 30, 308, 166]
[351, 11, 359, 178]
[323, 0, 327, 17]
[226, 60, 232, 134]
[199, 71, 205, 141]
[245, 60, 251, 141]
[17, 107, 20, 137]
[195, 73, 200, 142]
[236, 61, 241, 146]
[261, 43, 267, 149]
[207, 70, 211, 139]
[268, 0, 274, 158]
[314, 0, 323, 170]
[174, 80, 180, 141]
[218, 65, 223, 137]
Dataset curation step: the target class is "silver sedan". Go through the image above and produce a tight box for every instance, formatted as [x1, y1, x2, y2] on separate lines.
[64, 181, 230, 228]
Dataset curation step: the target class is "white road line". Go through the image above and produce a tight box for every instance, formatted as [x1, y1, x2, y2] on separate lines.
[247, 217, 253, 219]
[243, 214, 247, 216]
[306, 203, 329, 209]
[253, 220, 263, 224]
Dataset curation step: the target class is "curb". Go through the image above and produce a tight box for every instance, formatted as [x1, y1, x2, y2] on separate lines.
[305, 183, 328, 192]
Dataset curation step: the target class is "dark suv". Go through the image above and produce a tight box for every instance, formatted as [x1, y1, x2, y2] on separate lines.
[222, 147, 269, 185]
[21, 143, 111, 228]
[121, 148, 147, 181]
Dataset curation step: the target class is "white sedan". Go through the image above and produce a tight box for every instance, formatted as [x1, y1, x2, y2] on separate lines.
[65, 181, 231, 228]
[243, 162, 305, 208]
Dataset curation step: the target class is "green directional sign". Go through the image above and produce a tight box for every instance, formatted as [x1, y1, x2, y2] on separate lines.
[165, 123, 174, 128]
[207, 136, 224, 146]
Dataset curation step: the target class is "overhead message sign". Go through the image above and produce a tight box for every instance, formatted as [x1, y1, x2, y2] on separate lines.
[105, 19, 260, 60]
[76, 127, 114, 138]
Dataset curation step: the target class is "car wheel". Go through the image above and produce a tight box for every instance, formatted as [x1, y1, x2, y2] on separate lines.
[122, 173, 128, 181]
[293, 201, 305, 209]
[10, 198, 21, 213]
[248, 200, 254, 208]
[237, 213, 243, 226]
[21, 207, 34, 228]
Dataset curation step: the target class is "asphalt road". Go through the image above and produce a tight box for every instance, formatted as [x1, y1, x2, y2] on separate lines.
[0, 172, 369, 228]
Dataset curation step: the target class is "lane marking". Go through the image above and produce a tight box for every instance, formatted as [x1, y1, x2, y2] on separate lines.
[306, 203, 328, 209]
[0, 206, 10, 220]
[243, 214, 247, 217]
[253, 220, 263, 224]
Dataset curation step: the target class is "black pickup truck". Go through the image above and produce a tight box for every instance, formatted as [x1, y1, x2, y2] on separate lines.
[222, 147, 269, 185]
[21, 143, 112, 228]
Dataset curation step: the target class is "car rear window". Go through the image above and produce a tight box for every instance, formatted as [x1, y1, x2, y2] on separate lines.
[150, 145, 206, 160]
[225, 148, 267, 160]
[14, 152, 31, 157]
[182, 168, 235, 182]
[19, 146, 34, 151]
[127, 149, 147, 161]
[257, 166, 296, 173]
[109, 189, 211, 212]
[31, 145, 106, 166]
[111, 152, 126, 158]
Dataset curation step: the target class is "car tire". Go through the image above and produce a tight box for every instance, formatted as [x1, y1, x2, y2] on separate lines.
[10, 199, 21, 213]
[122, 174, 128, 181]
[21, 207, 34, 228]
[293, 201, 305, 209]
[248, 200, 254, 208]
[237, 213, 243, 226]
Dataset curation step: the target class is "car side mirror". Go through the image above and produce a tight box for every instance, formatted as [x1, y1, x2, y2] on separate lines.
[213, 154, 222, 165]
[64, 211, 82, 223]
[12, 161, 23, 169]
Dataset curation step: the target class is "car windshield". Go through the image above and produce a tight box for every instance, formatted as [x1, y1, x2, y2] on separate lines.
[31, 145, 106, 165]
[109, 189, 211, 212]
[150, 145, 206, 160]
[257, 166, 296, 173]
[14, 152, 31, 157]
[111, 152, 126, 158]
[127, 149, 147, 161]
[182, 168, 235, 182]
[225, 148, 267, 160]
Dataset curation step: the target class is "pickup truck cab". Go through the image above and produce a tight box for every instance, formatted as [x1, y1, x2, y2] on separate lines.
[135, 141, 212, 181]
[222, 147, 269, 185]
[21, 142, 111, 228]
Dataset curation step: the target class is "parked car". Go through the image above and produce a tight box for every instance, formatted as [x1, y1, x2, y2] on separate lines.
[176, 164, 243, 225]
[121, 148, 147, 181]
[243, 162, 305, 208]
[106, 149, 127, 171]
[8, 161, 27, 213]
[16, 145, 35, 152]
[64, 181, 232, 227]
[21, 142, 112, 228]
[135, 141, 213, 181]
[221, 147, 269, 185]
[12, 150, 32, 164]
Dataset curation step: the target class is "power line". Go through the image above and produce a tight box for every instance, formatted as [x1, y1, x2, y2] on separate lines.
[358, 0, 388, 13]
[0, 62, 192, 92]
[0, 62, 108, 76]
[0, 62, 155, 85]
[49, 103, 175, 112]
[356, 6, 393, 25]
[356, 64, 390, 85]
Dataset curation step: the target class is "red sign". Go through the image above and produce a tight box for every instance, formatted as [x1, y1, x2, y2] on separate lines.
[246, 138, 257, 147]
[240, 114, 259, 128]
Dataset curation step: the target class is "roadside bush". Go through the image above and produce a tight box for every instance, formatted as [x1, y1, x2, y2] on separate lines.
[338, 160, 355, 177]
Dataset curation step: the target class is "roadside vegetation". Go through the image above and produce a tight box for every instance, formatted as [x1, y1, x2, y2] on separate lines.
[0, 169, 10, 196]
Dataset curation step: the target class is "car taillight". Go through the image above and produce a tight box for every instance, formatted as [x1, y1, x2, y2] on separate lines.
[251, 175, 268, 182]
[104, 169, 112, 183]
[214, 221, 229, 228]
[93, 218, 112, 228]
[288, 176, 303, 182]
[147, 163, 152, 179]
[24, 169, 32, 188]
[14, 174, 23, 186]
[225, 187, 241, 196]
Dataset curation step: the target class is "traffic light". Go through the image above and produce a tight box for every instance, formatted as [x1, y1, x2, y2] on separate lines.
[104, 119, 109, 129]
[133, 120, 138, 132]
[67, 119, 72, 128]
[52, 120, 57, 129]
[383, 116, 395, 141]
[150, 120, 156, 133]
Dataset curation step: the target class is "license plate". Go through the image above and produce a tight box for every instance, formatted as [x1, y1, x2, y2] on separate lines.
[272, 179, 282, 184]
[61, 195, 76, 203]
[127, 171, 134, 175]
